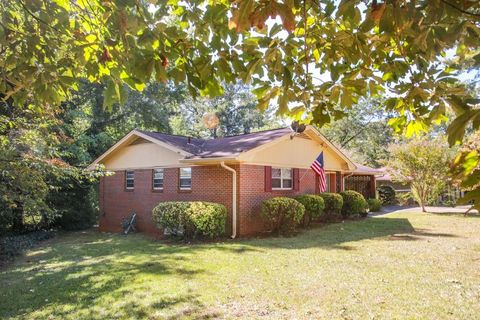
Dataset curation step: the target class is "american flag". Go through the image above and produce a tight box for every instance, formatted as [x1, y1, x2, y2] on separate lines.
[311, 152, 327, 192]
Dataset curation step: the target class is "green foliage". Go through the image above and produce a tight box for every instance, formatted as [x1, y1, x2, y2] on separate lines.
[340, 191, 368, 218]
[367, 198, 382, 213]
[451, 131, 480, 212]
[0, 230, 55, 262]
[293, 194, 325, 227]
[152, 202, 190, 237]
[1, 0, 480, 210]
[396, 192, 414, 207]
[261, 197, 305, 235]
[50, 185, 98, 231]
[377, 185, 397, 205]
[187, 202, 227, 239]
[321, 99, 396, 167]
[318, 193, 344, 220]
[152, 201, 226, 240]
[169, 83, 278, 138]
[386, 138, 452, 212]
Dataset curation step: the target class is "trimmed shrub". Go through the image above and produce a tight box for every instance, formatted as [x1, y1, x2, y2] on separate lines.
[261, 197, 305, 235]
[377, 185, 396, 205]
[367, 198, 382, 212]
[340, 190, 368, 217]
[293, 194, 325, 227]
[152, 202, 190, 237]
[188, 202, 227, 238]
[152, 201, 226, 240]
[318, 193, 343, 220]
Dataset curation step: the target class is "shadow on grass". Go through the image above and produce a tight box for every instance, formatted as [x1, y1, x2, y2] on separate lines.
[429, 211, 480, 217]
[0, 215, 456, 318]
[0, 231, 226, 319]
[240, 217, 417, 250]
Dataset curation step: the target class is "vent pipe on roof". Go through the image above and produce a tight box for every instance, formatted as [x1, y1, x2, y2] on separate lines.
[187, 137, 191, 144]
[220, 161, 237, 239]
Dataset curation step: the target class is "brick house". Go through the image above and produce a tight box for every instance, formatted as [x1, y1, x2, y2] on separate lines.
[89, 126, 381, 237]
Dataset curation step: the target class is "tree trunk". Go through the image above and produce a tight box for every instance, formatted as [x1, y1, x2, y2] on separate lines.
[421, 204, 426, 212]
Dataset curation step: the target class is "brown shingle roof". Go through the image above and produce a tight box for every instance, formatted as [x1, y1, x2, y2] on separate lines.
[138, 127, 292, 158]
[352, 162, 385, 175]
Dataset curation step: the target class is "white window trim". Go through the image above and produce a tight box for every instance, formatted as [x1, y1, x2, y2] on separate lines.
[179, 167, 192, 190]
[152, 168, 164, 190]
[272, 167, 293, 190]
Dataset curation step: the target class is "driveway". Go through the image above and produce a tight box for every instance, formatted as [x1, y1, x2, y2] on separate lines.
[371, 205, 478, 216]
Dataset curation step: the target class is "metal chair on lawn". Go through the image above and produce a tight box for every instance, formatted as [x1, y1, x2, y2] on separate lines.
[122, 212, 137, 235]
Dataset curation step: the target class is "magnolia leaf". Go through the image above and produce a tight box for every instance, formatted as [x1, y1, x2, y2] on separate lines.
[277, 3, 295, 33]
[229, 0, 255, 32]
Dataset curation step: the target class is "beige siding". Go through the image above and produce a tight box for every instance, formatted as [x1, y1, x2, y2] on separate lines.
[101, 141, 184, 170]
[238, 135, 349, 171]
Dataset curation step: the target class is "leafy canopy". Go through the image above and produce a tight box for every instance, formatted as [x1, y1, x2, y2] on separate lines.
[1, 0, 479, 204]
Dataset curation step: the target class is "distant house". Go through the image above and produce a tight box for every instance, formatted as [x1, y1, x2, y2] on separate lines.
[89, 126, 381, 237]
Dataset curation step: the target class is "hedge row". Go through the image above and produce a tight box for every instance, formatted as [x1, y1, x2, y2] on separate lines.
[152, 191, 380, 239]
[261, 191, 377, 235]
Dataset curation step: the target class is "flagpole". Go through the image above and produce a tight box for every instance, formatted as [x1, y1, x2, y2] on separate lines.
[299, 168, 311, 181]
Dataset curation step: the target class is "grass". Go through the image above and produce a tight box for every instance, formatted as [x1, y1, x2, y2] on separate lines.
[1, 211, 480, 319]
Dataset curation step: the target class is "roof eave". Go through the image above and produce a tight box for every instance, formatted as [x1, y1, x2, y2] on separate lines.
[179, 157, 240, 165]
[87, 129, 193, 170]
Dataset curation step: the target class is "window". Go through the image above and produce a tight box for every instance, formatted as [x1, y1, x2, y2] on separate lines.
[179, 167, 192, 190]
[325, 173, 331, 192]
[125, 170, 134, 190]
[153, 168, 164, 190]
[272, 167, 292, 190]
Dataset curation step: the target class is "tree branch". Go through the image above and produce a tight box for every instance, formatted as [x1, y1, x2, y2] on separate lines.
[439, 0, 480, 18]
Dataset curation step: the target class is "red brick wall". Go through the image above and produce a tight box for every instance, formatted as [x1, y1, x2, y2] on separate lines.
[99, 165, 237, 237]
[237, 164, 317, 235]
[99, 164, 328, 237]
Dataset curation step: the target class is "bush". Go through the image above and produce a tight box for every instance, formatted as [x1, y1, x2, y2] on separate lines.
[340, 190, 368, 218]
[188, 202, 227, 238]
[0, 230, 55, 263]
[52, 186, 98, 230]
[367, 198, 382, 212]
[377, 185, 396, 205]
[396, 192, 415, 206]
[152, 201, 226, 240]
[318, 193, 343, 220]
[293, 195, 325, 227]
[261, 197, 305, 235]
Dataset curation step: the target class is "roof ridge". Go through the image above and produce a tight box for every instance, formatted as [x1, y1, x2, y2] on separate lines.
[137, 127, 290, 140]
[136, 129, 205, 141]
[215, 127, 290, 139]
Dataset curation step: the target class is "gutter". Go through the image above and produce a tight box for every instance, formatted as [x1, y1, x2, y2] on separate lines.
[220, 161, 237, 239]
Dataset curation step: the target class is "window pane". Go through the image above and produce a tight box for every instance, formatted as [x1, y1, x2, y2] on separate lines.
[180, 167, 191, 178]
[282, 168, 292, 178]
[154, 168, 164, 179]
[282, 179, 292, 188]
[179, 168, 191, 189]
[272, 168, 281, 178]
[180, 178, 191, 189]
[326, 174, 331, 192]
[272, 178, 281, 188]
[153, 169, 163, 190]
[125, 170, 134, 189]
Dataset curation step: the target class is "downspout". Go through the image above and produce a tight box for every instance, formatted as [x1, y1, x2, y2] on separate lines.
[220, 161, 237, 239]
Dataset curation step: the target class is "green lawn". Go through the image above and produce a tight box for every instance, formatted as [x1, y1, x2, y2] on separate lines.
[2, 211, 480, 319]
